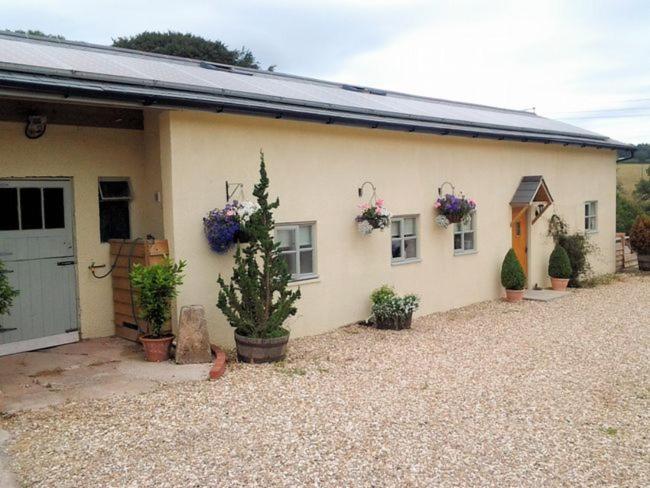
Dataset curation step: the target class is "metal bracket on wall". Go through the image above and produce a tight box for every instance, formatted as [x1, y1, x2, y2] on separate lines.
[225, 181, 243, 203]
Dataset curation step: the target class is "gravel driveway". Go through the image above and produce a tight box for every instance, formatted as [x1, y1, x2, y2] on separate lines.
[2, 275, 649, 487]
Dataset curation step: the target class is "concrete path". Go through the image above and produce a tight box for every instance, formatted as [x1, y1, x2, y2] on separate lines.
[523, 289, 571, 301]
[0, 337, 212, 413]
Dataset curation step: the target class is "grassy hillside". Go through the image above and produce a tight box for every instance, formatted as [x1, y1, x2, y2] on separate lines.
[617, 163, 650, 195]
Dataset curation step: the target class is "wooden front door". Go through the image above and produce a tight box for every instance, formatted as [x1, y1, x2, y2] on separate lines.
[511, 207, 528, 275]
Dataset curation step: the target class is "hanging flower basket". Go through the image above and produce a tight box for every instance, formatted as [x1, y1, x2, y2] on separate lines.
[203, 200, 260, 254]
[434, 193, 476, 228]
[356, 198, 391, 235]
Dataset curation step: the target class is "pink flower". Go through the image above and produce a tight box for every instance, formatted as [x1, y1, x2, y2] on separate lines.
[434, 201, 441, 208]
[225, 210, 235, 216]
[469, 199, 476, 206]
[376, 198, 384, 207]
[358, 203, 370, 211]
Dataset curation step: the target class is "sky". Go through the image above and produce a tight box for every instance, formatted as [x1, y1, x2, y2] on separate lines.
[1, 0, 648, 143]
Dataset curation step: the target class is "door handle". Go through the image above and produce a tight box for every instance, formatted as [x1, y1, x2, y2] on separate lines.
[57, 260, 76, 266]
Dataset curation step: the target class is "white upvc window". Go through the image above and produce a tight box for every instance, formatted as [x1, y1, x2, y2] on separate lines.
[454, 213, 477, 254]
[584, 201, 598, 233]
[275, 223, 317, 281]
[391, 216, 419, 264]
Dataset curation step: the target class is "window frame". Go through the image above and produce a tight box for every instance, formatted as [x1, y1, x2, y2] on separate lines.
[391, 215, 420, 265]
[453, 212, 477, 255]
[98, 177, 133, 243]
[275, 222, 317, 282]
[584, 201, 598, 233]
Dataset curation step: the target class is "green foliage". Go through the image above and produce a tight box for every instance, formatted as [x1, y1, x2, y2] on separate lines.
[370, 285, 395, 306]
[625, 143, 650, 163]
[5, 29, 65, 40]
[617, 184, 642, 233]
[634, 177, 650, 213]
[0, 260, 19, 321]
[129, 258, 186, 337]
[501, 249, 525, 290]
[113, 31, 260, 68]
[629, 214, 650, 255]
[548, 244, 572, 279]
[217, 152, 301, 339]
[547, 214, 597, 287]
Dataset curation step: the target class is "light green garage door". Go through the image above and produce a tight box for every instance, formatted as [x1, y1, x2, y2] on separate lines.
[0, 179, 79, 356]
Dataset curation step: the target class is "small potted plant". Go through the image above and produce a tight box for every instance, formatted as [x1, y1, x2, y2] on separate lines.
[548, 244, 572, 291]
[0, 259, 19, 328]
[369, 285, 420, 330]
[356, 198, 391, 235]
[203, 200, 261, 254]
[629, 214, 650, 271]
[501, 248, 526, 302]
[217, 153, 301, 363]
[434, 193, 476, 228]
[130, 257, 186, 362]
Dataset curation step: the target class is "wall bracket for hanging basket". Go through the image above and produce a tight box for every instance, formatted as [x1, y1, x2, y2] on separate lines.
[438, 181, 456, 197]
[225, 181, 243, 203]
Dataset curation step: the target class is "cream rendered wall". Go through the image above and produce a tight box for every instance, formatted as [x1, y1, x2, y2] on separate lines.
[0, 120, 163, 338]
[161, 111, 617, 345]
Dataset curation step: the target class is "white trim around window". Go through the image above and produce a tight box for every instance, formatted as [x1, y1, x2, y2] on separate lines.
[454, 213, 477, 255]
[584, 201, 598, 233]
[275, 222, 317, 281]
[391, 215, 420, 264]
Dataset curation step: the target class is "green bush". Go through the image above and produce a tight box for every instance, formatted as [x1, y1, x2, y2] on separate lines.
[548, 244, 572, 279]
[548, 214, 597, 287]
[0, 259, 19, 322]
[217, 153, 301, 339]
[616, 184, 642, 233]
[629, 214, 650, 255]
[370, 285, 396, 306]
[501, 249, 525, 290]
[129, 258, 186, 338]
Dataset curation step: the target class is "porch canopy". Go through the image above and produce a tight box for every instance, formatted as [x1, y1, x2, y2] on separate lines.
[510, 175, 553, 224]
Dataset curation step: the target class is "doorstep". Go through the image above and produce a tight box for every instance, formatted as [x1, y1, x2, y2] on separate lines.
[523, 289, 571, 302]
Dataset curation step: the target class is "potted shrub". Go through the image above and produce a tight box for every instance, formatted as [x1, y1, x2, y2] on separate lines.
[501, 248, 526, 302]
[0, 259, 19, 328]
[630, 214, 650, 271]
[217, 153, 301, 363]
[356, 198, 391, 235]
[435, 193, 476, 228]
[130, 257, 186, 362]
[203, 200, 261, 253]
[370, 285, 420, 330]
[548, 244, 572, 291]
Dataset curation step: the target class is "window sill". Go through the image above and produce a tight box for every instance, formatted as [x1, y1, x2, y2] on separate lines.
[391, 258, 421, 266]
[585, 229, 598, 235]
[454, 249, 478, 256]
[288, 275, 320, 286]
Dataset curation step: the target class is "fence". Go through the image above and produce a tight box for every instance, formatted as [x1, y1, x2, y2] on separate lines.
[615, 233, 638, 271]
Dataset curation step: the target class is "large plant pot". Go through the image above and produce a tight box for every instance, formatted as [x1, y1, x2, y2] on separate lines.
[504, 289, 524, 302]
[140, 334, 174, 362]
[234, 331, 289, 363]
[446, 214, 462, 224]
[375, 312, 413, 330]
[550, 277, 570, 291]
[638, 254, 650, 271]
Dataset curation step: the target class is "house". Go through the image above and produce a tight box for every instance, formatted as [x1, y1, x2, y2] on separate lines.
[0, 32, 633, 355]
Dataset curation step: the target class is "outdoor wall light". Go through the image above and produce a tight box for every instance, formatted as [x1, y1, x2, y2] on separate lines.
[25, 115, 47, 139]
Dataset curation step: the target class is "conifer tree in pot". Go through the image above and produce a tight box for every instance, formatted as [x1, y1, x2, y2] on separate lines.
[548, 244, 572, 291]
[130, 258, 186, 362]
[629, 215, 650, 271]
[501, 248, 526, 302]
[217, 153, 301, 363]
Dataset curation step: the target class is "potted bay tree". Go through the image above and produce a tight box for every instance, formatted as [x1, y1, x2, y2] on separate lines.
[548, 244, 572, 291]
[501, 248, 526, 302]
[217, 153, 301, 363]
[629, 214, 650, 271]
[130, 257, 186, 362]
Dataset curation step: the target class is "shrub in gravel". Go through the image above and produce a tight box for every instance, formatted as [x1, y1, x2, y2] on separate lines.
[370, 284, 396, 306]
[371, 290, 419, 330]
[501, 249, 525, 290]
[548, 244, 572, 279]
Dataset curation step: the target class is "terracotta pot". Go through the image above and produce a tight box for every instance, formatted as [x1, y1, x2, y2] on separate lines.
[638, 254, 650, 271]
[375, 312, 413, 330]
[140, 335, 174, 362]
[550, 277, 570, 291]
[504, 289, 524, 302]
[234, 331, 289, 363]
